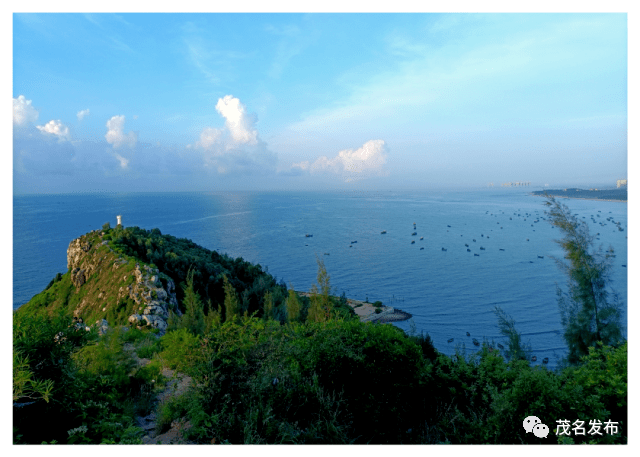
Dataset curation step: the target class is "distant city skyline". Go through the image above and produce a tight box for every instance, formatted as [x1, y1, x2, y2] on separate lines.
[13, 12, 627, 194]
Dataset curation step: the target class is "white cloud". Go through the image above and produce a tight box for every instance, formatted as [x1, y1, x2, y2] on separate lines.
[191, 95, 276, 175]
[292, 140, 389, 180]
[13, 95, 39, 126]
[77, 109, 90, 121]
[215, 95, 259, 146]
[105, 115, 137, 149]
[36, 119, 71, 141]
[114, 153, 129, 169]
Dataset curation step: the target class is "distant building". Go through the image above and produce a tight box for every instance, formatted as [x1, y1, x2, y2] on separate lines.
[116, 215, 122, 226]
[617, 179, 627, 188]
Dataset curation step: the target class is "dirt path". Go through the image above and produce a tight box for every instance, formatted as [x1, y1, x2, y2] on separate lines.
[124, 342, 195, 444]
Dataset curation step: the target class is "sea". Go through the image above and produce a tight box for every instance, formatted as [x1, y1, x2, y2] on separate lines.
[13, 189, 628, 369]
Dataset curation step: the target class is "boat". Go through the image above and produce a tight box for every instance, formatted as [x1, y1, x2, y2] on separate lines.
[351, 240, 357, 244]
[305, 234, 313, 237]
[447, 338, 454, 343]
[447, 225, 451, 228]
[420, 247, 424, 250]
[497, 343, 504, 350]
[542, 357, 549, 364]
[465, 243, 469, 247]
[466, 332, 470, 337]
[499, 248, 505, 251]
[411, 240, 415, 244]
[420, 237, 424, 240]
[537, 255, 544, 259]
[472, 338, 480, 346]
[474, 253, 479, 256]
[531, 356, 537, 362]
[441, 247, 447, 251]
[467, 248, 471, 252]
[381, 230, 387, 234]
[324, 253, 330, 256]
[480, 247, 485, 250]
[411, 232, 417, 236]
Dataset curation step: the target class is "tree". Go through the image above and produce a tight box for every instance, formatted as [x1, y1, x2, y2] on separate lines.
[544, 196, 623, 363]
[306, 257, 333, 323]
[181, 267, 205, 336]
[223, 275, 240, 323]
[263, 290, 274, 320]
[286, 286, 301, 323]
[494, 306, 531, 362]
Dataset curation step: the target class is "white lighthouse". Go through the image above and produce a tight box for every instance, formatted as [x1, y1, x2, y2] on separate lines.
[116, 215, 122, 226]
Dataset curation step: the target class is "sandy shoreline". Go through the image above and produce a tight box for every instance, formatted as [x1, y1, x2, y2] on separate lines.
[297, 292, 412, 324]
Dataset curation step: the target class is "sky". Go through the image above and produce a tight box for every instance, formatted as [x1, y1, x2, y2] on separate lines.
[11, 11, 629, 193]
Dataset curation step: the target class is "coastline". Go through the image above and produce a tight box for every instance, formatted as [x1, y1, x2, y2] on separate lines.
[529, 190, 627, 203]
[297, 292, 412, 324]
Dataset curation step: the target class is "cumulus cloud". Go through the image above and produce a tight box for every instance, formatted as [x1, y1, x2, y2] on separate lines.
[77, 109, 90, 121]
[105, 115, 137, 149]
[13, 95, 39, 126]
[36, 119, 71, 141]
[291, 140, 389, 180]
[191, 95, 276, 174]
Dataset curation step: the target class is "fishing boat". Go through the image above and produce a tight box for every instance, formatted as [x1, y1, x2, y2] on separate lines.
[447, 338, 454, 343]
[381, 230, 387, 234]
[472, 338, 480, 346]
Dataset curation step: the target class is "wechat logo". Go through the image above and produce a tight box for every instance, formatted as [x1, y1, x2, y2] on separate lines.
[523, 416, 549, 438]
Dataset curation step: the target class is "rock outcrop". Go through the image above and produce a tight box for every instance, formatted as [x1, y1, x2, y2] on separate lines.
[65, 230, 180, 334]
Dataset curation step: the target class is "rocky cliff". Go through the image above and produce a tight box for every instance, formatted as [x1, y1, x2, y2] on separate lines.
[23, 229, 181, 334]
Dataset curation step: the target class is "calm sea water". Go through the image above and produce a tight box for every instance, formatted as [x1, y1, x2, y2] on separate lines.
[13, 189, 628, 368]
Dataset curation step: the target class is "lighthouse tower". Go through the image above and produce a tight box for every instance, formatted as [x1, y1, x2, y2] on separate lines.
[116, 215, 122, 226]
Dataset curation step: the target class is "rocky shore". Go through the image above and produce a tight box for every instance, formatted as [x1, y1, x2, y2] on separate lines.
[296, 292, 412, 324]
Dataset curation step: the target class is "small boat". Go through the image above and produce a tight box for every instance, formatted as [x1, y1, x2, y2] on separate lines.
[465, 243, 469, 247]
[324, 253, 330, 256]
[411, 232, 417, 236]
[447, 225, 451, 228]
[542, 357, 549, 364]
[497, 343, 504, 350]
[447, 338, 454, 343]
[474, 253, 479, 256]
[473, 239, 476, 242]
[381, 230, 387, 234]
[472, 338, 480, 346]
[420, 237, 424, 240]
[467, 248, 471, 252]
[305, 234, 313, 237]
[349, 245, 352, 248]
[351, 240, 357, 244]
[499, 248, 505, 251]
[441, 247, 447, 251]
[531, 356, 537, 362]
[526, 238, 529, 241]
[411, 240, 415, 244]
[480, 247, 485, 250]
[420, 247, 424, 250]
[537, 255, 544, 259]
[466, 332, 470, 337]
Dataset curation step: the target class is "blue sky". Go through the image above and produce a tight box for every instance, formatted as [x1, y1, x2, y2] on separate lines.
[12, 12, 628, 193]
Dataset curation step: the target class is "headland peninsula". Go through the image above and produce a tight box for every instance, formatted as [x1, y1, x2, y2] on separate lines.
[531, 187, 627, 202]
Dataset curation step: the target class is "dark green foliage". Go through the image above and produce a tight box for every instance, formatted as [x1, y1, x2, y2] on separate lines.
[106, 225, 287, 318]
[494, 306, 531, 361]
[544, 196, 623, 364]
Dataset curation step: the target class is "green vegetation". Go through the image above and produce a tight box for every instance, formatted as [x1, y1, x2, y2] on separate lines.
[544, 196, 624, 364]
[13, 224, 627, 444]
